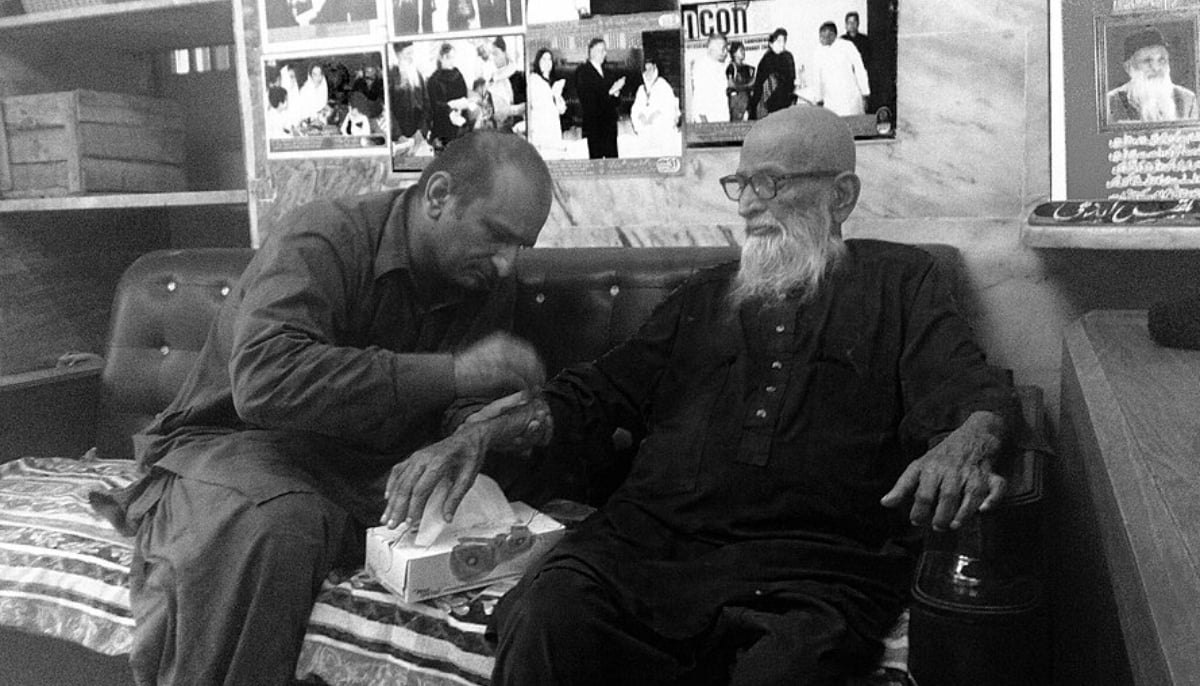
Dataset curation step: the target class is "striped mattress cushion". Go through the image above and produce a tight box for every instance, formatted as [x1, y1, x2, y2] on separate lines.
[0, 456, 911, 686]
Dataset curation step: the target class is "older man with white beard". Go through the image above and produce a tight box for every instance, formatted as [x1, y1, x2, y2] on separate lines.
[395, 106, 1016, 686]
[1107, 27, 1199, 123]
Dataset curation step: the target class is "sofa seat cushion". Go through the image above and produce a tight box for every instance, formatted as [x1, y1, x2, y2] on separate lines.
[0, 456, 135, 656]
[0, 456, 911, 686]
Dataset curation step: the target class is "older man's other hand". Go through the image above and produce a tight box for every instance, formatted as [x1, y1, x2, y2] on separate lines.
[879, 411, 1008, 532]
[454, 332, 545, 398]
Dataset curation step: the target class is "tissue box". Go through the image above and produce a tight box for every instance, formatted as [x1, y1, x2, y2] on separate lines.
[366, 501, 566, 603]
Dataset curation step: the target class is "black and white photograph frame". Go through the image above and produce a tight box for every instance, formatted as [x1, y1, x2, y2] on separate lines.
[387, 0, 525, 39]
[260, 0, 388, 50]
[526, 0, 679, 25]
[1095, 13, 1200, 131]
[388, 33, 528, 171]
[522, 11, 684, 177]
[264, 49, 391, 158]
[681, 0, 898, 147]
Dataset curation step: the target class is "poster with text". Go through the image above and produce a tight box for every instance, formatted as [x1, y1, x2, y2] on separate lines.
[1053, 0, 1200, 200]
[681, 0, 898, 146]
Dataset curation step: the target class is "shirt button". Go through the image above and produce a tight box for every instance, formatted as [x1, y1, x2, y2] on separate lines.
[754, 589, 764, 596]
[755, 409, 767, 418]
[771, 361, 783, 370]
[775, 324, 786, 333]
[765, 385, 777, 393]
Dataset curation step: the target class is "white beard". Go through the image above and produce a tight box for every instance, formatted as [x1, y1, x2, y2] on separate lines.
[1128, 70, 1179, 121]
[729, 204, 846, 309]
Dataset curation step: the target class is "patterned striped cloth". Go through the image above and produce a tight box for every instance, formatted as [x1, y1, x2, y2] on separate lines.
[0, 456, 911, 686]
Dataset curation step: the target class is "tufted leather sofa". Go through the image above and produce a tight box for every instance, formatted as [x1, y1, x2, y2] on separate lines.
[0, 245, 1050, 686]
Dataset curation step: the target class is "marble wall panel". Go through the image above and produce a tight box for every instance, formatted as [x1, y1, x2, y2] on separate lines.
[543, 152, 741, 234]
[856, 28, 1028, 218]
[899, 0, 1046, 36]
[1024, 10, 1052, 206]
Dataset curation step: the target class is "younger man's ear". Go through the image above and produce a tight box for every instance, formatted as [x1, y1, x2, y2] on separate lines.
[424, 171, 453, 219]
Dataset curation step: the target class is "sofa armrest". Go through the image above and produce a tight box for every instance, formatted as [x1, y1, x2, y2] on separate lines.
[0, 362, 102, 463]
[907, 383, 1052, 686]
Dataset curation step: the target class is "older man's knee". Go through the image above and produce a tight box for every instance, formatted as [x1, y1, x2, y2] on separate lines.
[496, 567, 595, 638]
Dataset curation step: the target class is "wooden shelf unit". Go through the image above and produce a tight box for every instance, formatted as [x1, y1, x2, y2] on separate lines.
[0, 189, 248, 213]
[0, 0, 254, 375]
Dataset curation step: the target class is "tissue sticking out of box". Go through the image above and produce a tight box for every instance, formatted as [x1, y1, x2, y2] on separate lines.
[365, 487, 566, 602]
[413, 473, 517, 547]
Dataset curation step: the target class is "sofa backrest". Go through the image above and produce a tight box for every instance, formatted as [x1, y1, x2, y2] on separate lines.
[99, 249, 252, 460]
[97, 244, 971, 460]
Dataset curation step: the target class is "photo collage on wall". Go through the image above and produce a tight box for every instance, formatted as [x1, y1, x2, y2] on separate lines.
[256, 0, 899, 174]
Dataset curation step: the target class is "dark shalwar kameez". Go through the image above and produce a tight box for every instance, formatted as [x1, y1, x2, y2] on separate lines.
[490, 240, 1016, 686]
[96, 188, 517, 685]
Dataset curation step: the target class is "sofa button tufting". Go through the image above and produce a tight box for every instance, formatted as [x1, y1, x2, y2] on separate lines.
[609, 285, 620, 297]
[220, 286, 230, 297]
[160, 345, 170, 356]
[166, 281, 177, 292]
[535, 293, 545, 304]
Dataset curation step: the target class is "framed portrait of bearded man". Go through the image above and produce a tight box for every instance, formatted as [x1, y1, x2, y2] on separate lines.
[1097, 15, 1200, 130]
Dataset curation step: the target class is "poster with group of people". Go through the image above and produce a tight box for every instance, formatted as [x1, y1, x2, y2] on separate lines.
[682, 0, 897, 145]
[254, 0, 899, 175]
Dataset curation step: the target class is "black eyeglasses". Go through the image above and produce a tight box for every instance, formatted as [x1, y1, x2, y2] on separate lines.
[719, 171, 839, 201]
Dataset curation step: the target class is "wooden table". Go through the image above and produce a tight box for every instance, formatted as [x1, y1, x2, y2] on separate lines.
[1055, 310, 1200, 686]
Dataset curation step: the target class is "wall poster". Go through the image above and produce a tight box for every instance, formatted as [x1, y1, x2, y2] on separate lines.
[263, 49, 391, 157]
[252, 0, 897, 177]
[1052, 0, 1200, 206]
[260, 0, 389, 49]
[681, 0, 899, 147]
[387, 32, 528, 171]
[522, 10, 684, 177]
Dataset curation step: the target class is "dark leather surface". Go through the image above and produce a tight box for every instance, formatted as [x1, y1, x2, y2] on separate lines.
[94, 244, 965, 460]
[98, 249, 251, 460]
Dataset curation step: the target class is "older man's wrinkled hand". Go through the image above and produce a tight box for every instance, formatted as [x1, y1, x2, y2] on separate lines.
[879, 411, 1007, 532]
